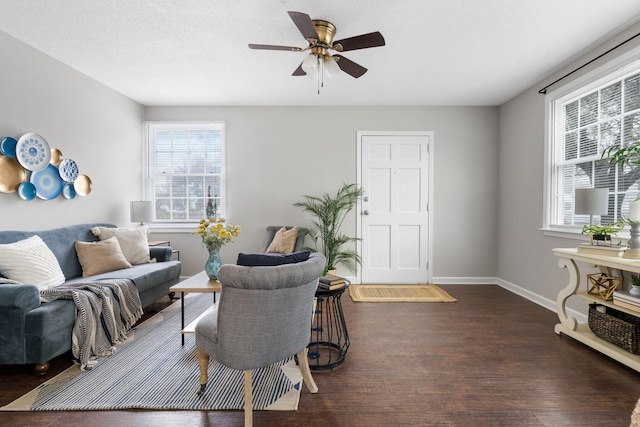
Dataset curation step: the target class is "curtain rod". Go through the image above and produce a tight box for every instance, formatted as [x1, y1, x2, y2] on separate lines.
[538, 31, 640, 94]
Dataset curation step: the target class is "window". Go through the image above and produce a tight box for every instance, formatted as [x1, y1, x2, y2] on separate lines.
[546, 61, 640, 231]
[144, 122, 225, 224]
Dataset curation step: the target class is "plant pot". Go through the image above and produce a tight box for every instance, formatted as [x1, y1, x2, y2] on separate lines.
[592, 234, 611, 242]
[631, 285, 640, 297]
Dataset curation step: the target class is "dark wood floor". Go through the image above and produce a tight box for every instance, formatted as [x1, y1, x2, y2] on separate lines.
[1, 285, 640, 426]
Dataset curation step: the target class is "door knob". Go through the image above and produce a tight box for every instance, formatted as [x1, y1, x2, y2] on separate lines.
[363, 196, 369, 202]
[363, 210, 369, 215]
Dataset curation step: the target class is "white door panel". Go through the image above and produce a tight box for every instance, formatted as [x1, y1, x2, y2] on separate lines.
[357, 132, 432, 284]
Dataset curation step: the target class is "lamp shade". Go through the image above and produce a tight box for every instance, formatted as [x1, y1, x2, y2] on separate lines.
[301, 54, 318, 76]
[130, 200, 153, 224]
[324, 56, 340, 76]
[575, 188, 609, 215]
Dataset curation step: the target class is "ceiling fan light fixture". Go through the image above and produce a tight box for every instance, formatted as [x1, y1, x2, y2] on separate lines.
[301, 54, 318, 75]
[324, 56, 340, 76]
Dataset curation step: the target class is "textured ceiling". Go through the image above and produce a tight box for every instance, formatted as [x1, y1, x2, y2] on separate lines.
[1, 0, 640, 106]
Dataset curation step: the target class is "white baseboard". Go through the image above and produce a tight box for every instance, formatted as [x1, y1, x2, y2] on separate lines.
[432, 276, 497, 285]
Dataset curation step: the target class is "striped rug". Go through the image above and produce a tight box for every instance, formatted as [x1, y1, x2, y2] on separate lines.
[1, 293, 302, 411]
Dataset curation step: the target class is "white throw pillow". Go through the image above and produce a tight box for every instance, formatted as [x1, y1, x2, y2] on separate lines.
[0, 235, 65, 291]
[91, 227, 150, 265]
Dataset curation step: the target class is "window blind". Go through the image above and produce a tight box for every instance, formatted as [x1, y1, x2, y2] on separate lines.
[145, 122, 225, 223]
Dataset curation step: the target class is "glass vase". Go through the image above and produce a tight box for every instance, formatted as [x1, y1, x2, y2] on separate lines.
[205, 245, 223, 280]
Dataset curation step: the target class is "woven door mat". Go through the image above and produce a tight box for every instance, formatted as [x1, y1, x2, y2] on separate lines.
[349, 284, 456, 302]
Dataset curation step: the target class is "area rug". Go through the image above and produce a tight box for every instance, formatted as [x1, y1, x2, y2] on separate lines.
[349, 284, 457, 302]
[1, 293, 302, 412]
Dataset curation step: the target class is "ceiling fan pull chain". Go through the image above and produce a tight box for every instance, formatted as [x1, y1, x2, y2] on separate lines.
[317, 56, 321, 94]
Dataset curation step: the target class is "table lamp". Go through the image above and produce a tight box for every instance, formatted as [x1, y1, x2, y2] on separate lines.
[626, 200, 640, 259]
[575, 188, 609, 244]
[130, 201, 153, 234]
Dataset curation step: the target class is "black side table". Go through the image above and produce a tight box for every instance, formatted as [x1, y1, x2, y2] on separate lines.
[308, 280, 350, 371]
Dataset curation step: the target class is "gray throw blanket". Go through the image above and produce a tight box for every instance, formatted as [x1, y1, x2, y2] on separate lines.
[40, 279, 143, 370]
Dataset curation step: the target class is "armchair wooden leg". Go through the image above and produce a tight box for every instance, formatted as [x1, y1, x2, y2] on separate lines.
[196, 348, 210, 395]
[244, 370, 253, 427]
[297, 348, 318, 393]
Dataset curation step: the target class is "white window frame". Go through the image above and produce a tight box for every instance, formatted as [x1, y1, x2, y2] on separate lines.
[543, 46, 640, 238]
[143, 121, 226, 229]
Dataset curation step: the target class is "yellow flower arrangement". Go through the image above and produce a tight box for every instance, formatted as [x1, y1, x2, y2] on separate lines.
[194, 218, 241, 249]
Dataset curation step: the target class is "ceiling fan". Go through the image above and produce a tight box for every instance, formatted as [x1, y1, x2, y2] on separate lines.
[248, 11, 385, 79]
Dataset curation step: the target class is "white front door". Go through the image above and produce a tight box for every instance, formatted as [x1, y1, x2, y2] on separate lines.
[357, 131, 433, 284]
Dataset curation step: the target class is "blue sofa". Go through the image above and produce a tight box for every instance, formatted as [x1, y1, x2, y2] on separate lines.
[0, 223, 181, 374]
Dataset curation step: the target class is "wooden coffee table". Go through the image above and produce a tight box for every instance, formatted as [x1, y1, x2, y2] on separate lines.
[169, 271, 222, 345]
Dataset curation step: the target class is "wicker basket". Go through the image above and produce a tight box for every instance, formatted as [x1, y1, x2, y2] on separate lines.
[588, 304, 640, 354]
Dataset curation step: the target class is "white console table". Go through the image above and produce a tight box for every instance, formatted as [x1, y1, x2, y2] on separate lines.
[553, 247, 640, 372]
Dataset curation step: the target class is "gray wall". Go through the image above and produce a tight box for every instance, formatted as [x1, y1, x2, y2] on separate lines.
[497, 22, 640, 315]
[145, 106, 500, 278]
[0, 28, 500, 282]
[0, 32, 144, 228]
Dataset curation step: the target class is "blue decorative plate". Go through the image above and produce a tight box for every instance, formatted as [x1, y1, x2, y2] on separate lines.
[30, 164, 63, 200]
[0, 137, 17, 158]
[58, 158, 79, 182]
[17, 182, 37, 201]
[16, 133, 51, 171]
[62, 183, 76, 200]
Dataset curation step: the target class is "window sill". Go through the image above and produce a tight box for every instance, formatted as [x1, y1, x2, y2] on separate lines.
[541, 227, 630, 244]
[148, 223, 197, 234]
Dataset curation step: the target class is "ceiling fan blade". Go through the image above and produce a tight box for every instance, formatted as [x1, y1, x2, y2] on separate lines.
[287, 11, 319, 40]
[333, 55, 367, 78]
[292, 62, 306, 76]
[333, 31, 385, 52]
[248, 44, 302, 52]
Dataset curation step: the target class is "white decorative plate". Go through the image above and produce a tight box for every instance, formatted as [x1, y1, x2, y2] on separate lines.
[16, 133, 51, 171]
[58, 158, 79, 182]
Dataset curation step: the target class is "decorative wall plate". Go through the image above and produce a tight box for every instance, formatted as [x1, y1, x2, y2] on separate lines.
[62, 183, 76, 199]
[0, 137, 17, 158]
[17, 182, 37, 201]
[50, 148, 63, 166]
[73, 174, 92, 196]
[30, 164, 63, 200]
[58, 158, 79, 182]
[16, 133, 51, 171]
[0, 156, 26, 193]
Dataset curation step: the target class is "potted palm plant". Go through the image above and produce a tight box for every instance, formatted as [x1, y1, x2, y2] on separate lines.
[294, 183, 364, 275]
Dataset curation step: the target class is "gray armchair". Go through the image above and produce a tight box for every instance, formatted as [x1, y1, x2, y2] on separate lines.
[195, 252, 325, 426]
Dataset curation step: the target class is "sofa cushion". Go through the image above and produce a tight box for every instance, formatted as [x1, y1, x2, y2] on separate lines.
[65, 261, 182, 297]
[237, 251, 310, 267]
[74, 237, 132, 277]
[0, 235, 65, 291]
[265, 226, 298, 254]
[91, 226, 151, 265]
